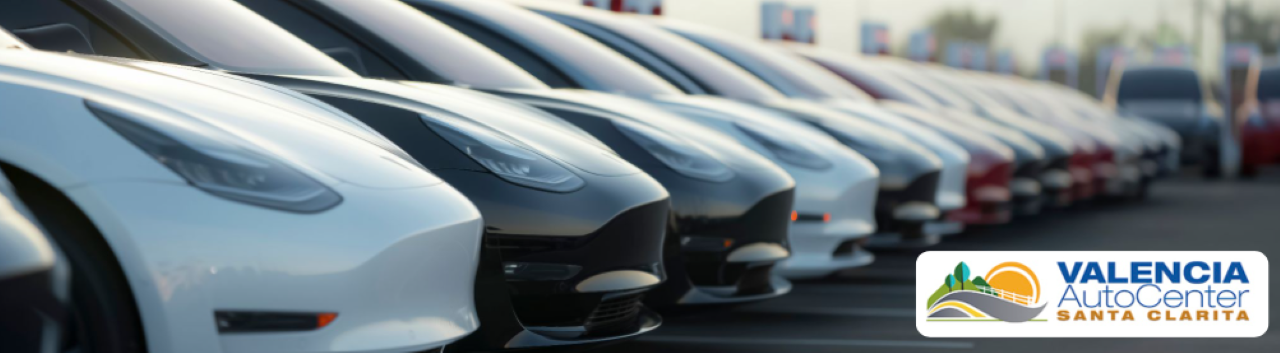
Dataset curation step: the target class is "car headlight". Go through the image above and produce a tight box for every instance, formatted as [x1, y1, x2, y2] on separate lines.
[424, 114, 585, 192]
[614, 119, 734, 182]
[734, 122, 832, 170]
[88, 100, 342, 213]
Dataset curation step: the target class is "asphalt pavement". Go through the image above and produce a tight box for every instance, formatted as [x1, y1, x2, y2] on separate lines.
[609, 170, 1280, 353]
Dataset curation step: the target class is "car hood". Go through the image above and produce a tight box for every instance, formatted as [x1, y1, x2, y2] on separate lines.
[681, 95, 942, 180]
[934, 107, 1045, 164]
[492, 88, 791, 174]
[1123, 115, 1183, 150]
[648, 94, 931, 171]
[978, 107, 1076, 159]
[245, 75, 643, 178]
[1045, 109, 1140, 158]
[851, 101, 1014, 163]
[0, 51, 443, 189]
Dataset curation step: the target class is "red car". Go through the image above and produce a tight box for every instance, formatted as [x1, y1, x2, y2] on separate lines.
[1242, 66, 1280, 175]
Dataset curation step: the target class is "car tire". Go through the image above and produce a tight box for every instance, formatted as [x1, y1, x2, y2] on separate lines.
[1239, 165, 1258, 178]
[1201, 146, 1222, 178]
[2, 165, 146, 353]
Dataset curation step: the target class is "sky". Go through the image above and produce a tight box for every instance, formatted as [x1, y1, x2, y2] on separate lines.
[536, 0, 1280, 78]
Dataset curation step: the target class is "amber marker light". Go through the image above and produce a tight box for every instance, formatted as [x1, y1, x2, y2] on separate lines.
[317, 313, 338, 329]
[791, 211, 799, 222]
[215, 311, 340, 333]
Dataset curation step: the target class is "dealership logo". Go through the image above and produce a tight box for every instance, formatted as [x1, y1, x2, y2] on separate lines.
[917, 252, 1269, 337]
[926, 261, 1047, 322]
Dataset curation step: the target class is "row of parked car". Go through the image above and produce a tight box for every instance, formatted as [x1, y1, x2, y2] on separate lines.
[1111, 62, 1280, 178]
[0, 1, 1185, 352]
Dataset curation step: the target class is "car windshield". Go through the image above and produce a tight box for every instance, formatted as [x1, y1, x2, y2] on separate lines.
[814, 57, 939, 108]
[533, 7, 786, 102]
[0, 29, 26, 49]
[428, 1, 682, 97]
[1259, 68, 1280, 101]
[1117, 68, 1202, 103]
[108, 0, 358, 77]
[310, 0, 547, 90]
[887, 68, 974, 112]
[666, 24, 869, 101]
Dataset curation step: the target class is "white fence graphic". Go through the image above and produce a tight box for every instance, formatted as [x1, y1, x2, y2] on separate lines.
[975, 285, 1032, 306]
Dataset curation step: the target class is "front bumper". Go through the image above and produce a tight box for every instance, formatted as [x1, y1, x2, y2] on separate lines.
[868, 172, 944, 248]
[949, 163, 1013, 225]
[1099, 157, 1143, 198]
[68, 182, 484, 353]
[1069, 152, 1097, 202]
[1039, 157, 1074, 209]
[454, 201, 669, 350]
[1012, 161, 1045, 216]
[776, 173, 879, 279]
[648, 190, 796, 307]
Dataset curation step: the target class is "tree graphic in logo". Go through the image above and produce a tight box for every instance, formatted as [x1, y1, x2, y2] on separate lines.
[926, 262, 1046, 322]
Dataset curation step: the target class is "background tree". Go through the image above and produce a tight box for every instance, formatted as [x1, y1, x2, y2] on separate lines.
[954, 262, 970, 290]
[1223, 2, 1280, 55]
[1078, 25, 1129, 97]
[1136, 21, 1187, 50]
[972, 276, 991, 294]
[926, 8, 999, 68]
[945, 274, 955, 291]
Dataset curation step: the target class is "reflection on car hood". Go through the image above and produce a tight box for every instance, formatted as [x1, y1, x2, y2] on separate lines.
[647, 95, 855, 157]
[494, 88, 788, 173]
[935, 108, 1045, 164]
[832, 100, 1014, 162]
[0, 51, 442, 189]
[261, 76, 642, 178]
[730, 97, 942, 173]
[983, 107, 1077, 158]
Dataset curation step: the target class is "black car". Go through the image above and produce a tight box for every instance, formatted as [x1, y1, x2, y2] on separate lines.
[231, 0, 806, 320]
[0, 0, 674, 349]
[1114, 66, 1226, 175]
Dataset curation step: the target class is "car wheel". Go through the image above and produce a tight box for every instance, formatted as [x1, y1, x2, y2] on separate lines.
[3, 166, 146, 353]
[1239, 165, 1258, 178]
[1201, 146, 1222, 178]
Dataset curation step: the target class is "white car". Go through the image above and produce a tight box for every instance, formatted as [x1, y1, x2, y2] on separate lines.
[0, 35, 484, 353]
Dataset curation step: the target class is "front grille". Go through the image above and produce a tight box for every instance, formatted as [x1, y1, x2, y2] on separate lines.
[585, 293, 643, 332]
[736, 264, 775, 295]
[1048, 156, 1071, 171]
[1015, 160, 1045, 178]
[832, 239, 858, 257]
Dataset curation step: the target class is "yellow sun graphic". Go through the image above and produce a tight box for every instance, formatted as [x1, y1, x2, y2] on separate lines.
[984, 262, 1040, 305]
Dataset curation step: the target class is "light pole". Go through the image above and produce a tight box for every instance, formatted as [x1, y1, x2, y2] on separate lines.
[1056, 0, 1067, 46]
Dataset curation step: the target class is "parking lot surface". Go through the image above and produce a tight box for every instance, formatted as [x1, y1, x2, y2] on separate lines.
[611, 172, 1280, 353]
